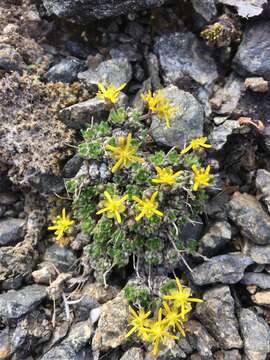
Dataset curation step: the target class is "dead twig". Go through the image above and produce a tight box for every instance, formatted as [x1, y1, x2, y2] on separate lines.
[239, 116, 265, 131]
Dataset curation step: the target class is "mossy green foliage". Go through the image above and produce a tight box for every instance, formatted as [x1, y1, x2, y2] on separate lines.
[124, 285, 152, 309]
[66, 107, 209, 273]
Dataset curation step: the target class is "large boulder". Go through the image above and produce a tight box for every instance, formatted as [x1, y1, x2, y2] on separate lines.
[42, 0, 170, 23]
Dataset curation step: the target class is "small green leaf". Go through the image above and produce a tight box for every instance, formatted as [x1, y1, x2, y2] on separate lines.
[149, 151, 165, 166]
[168, 150, 180, 165]
[78, 140, 102, 159]
[108, 107, 126, 124]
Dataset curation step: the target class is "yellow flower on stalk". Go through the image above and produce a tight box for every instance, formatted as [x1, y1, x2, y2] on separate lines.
[48, 208, 74, 243]
[192, 164, 212, 191]
[126, 306, 152, 341]
[152, 166, 182, 185]
[162, 302, 186, 336]
[105, 133, 144, 173]
[180, 137, 212, 155]
[96, 191, 128, 224]
[132, 191, 163, 222]
[156, 97, 178, 129]
[163, 277, 203, 319]
[141, 90, 178, 128]
[96, 83, 126, 104]
[148, 308, 178, 355]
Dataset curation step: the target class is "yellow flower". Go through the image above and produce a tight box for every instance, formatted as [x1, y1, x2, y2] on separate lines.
[162, 302, 186, 336]
[163, 277, 203, 319]
[141, 90, 161, 112]
[105, 133, 144, 173]
[126, 306, 152, 341]
[48, 208, 74, 243]
[96, 191, 128, 224]
[132, 191, 164, 222]
[152, 166, 182, 185]
[156, 97, 178, 129]
[141, 90, 178, 128]
[192, 164, 212, 191]
[148, 308, 178, 355]
[96, 83, 126, 104]
[180, 137, 212, 155]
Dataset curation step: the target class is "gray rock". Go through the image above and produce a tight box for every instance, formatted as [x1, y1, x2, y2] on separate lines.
[42, 0, 169, 23]
[125, 22, 145, 42]
[228, 192, 270, 245]
[256, 169, 270, 213]
[92, 294, 128, 351]
[154, 32, 218, 86]
[90, 307, 101, 324]
[144, 340, 186, 359]
[71, 232, 90, 251]
[120, 347, 144, 360]
[192, 252, 253, 285]
[0, 193, 18, 205]
[32, 264, 56, 285]
[233, 21, 270, 80]
[240, 272, 270, 289]
[27, 172, 65, 194]
[0, 218, 25, 246]
[0, 44, 24, 72]
[150, 85, 204, 148]
[178, 337, 194, 355]
[209, 120, 243, 150]
[181, 218, 204, 243]
[262, 126, 270, 154]
[63, 321, 93, 351]
[198, 221, 231, 257]
[195, 285, 243, 349]
[239, 308, 270, 360]
[73, 295, 99, 322]
[210, 74, 244, 115]
[44, 59, 86, 83]
[191, 0, 217, 22]
[78, 58, 132, 92]
[66, 40, 95, 60]
[59, 97, 109, 129]
[110, 43, 142, 63]
[44, 244, 76, 272]
[223, 349, 242, 360]
[188, 320, 217, 358]
[218, 0, 267, 18]
[41, 320, 93, 360]
[63, 154, 83, 178]
[248, 244, 270, 264]
[0, 285, 46, 319]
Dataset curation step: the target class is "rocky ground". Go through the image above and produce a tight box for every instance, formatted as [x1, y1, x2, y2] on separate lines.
[1, 0, 270, 359]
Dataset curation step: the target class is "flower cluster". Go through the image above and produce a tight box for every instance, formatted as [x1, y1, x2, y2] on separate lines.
[126, 277, 203, 355]
[63, 85, 214, 269]
[95, 131, 213, 224]
[141, 90, 178, 128]
[96, 190, 163, 224]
